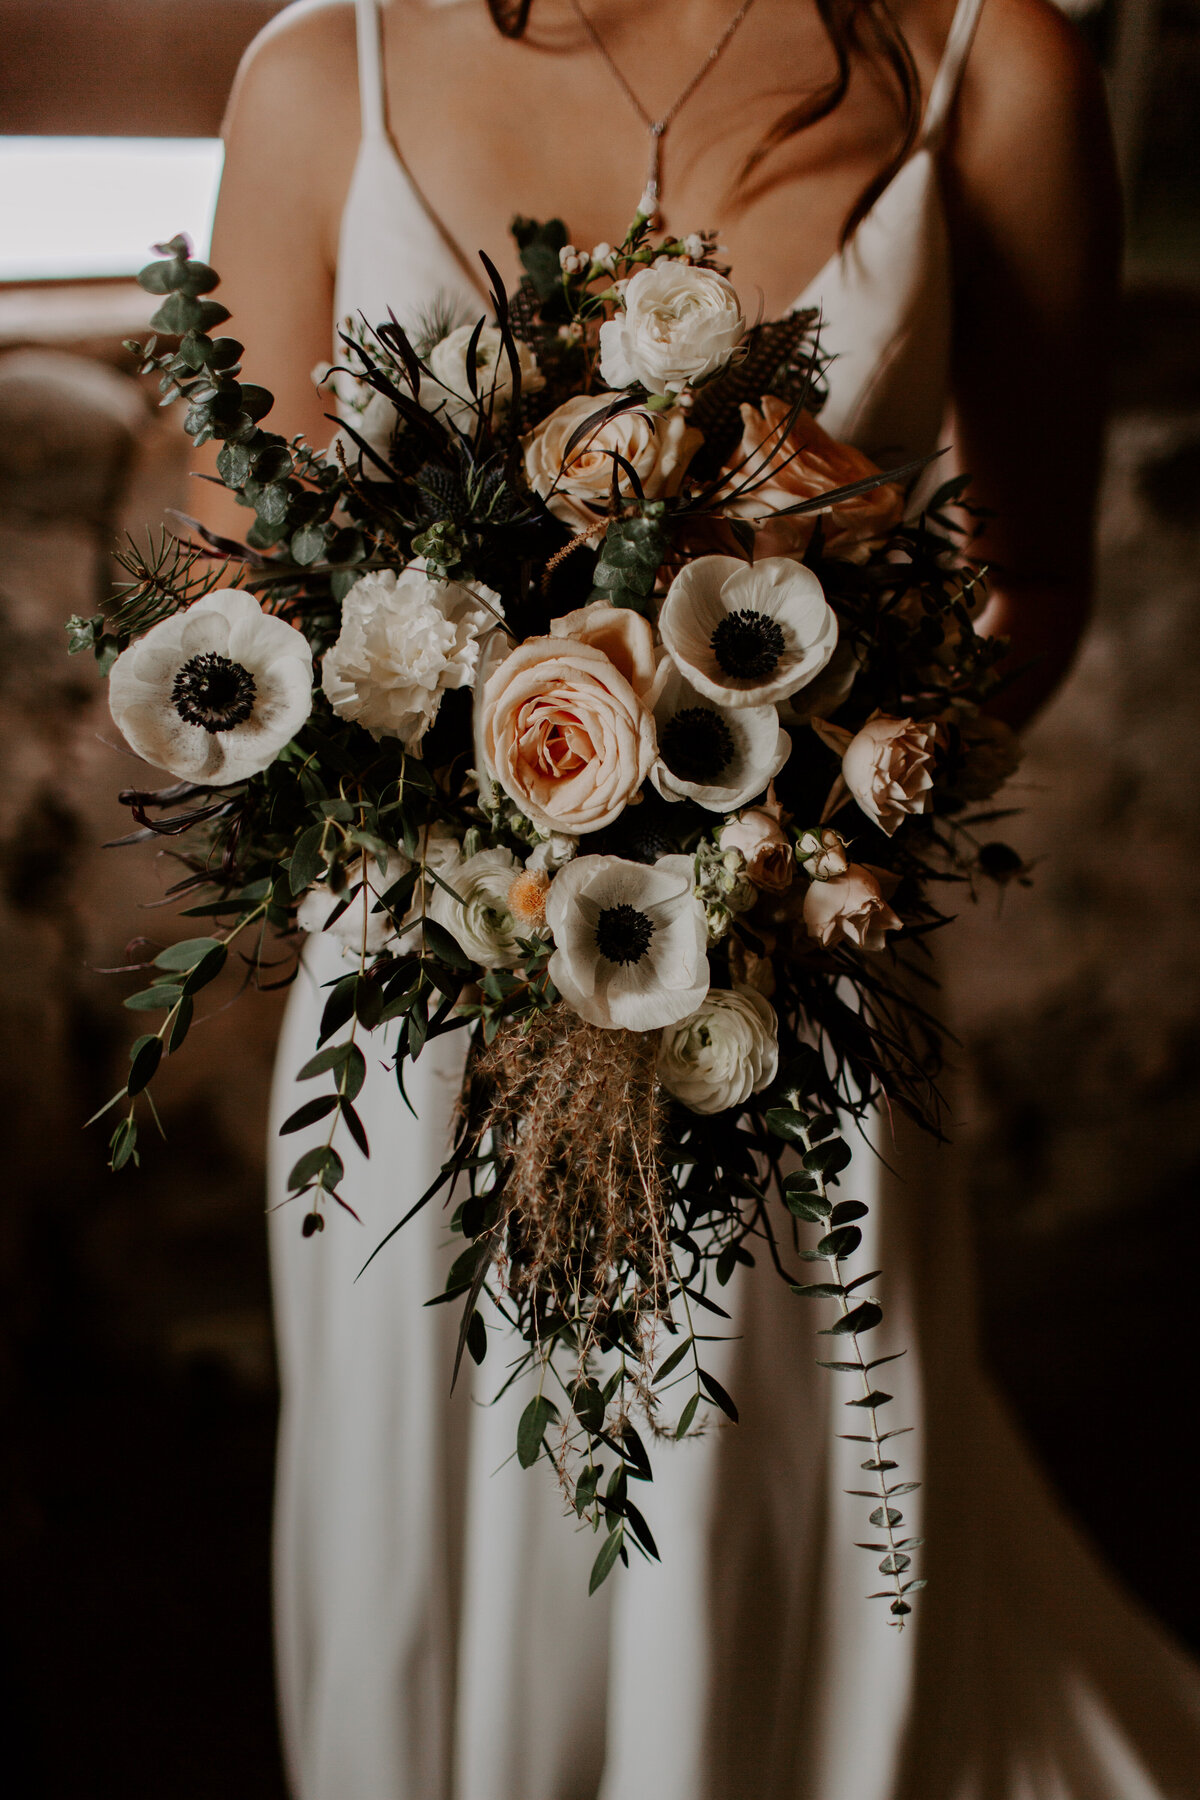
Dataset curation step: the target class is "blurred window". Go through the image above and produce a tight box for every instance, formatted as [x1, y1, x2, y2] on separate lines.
[0, 137, 223, 283]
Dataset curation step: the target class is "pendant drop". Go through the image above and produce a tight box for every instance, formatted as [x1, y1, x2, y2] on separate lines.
[639, 120, 666, 225]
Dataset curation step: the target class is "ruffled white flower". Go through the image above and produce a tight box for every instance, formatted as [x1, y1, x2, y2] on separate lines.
[658, 555, 838, 709]
[599, 262, 745, 395]
[322, 564, 496, 749]
[656, 985, 778, 1114]
[108, 588, 312, 785]
[421, 324, 543, 430]
[427, 845, 531, 968]
[296, 851, 410, 958]
[526, 831, 579, 874]
[650, 656, 790, 811]
[545, 853, 709, 1031]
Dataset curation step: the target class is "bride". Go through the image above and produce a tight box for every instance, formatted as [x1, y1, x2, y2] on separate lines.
[197, 1, 1200, 1796]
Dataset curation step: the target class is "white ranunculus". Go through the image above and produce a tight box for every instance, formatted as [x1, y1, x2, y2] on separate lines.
[545, 853, 709, 1031]
[296, 851, 410, 958]
[842, 713, 937, 835]
[599, 262, 745, 395]
[322, 563, 496, 749]
[427, 845, 530, 968]
[650, 656, 790, 811]
[421, 324, 543, 429]
[108, 588, 313, 785]
[803, 863, 901, 952]
[656, 985, 779, 1114]
[658, 555, 838, 709]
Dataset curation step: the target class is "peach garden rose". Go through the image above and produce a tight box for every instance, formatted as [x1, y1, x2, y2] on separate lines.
[480, 635, 656, 835]
[723, 397, 905, 560]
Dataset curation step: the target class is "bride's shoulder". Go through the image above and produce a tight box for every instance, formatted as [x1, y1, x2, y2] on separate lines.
[224, 0, 359, 137]
[951, 0, 1110, 150]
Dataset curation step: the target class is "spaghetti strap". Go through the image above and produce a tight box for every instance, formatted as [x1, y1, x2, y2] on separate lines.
[354, 0, 387, 142]
[921, 0, 986, 147]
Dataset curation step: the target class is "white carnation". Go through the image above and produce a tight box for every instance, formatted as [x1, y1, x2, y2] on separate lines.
[656, 985, 779, 1114]
[296, 851, 410, 958]
[322, 564, 496, 749]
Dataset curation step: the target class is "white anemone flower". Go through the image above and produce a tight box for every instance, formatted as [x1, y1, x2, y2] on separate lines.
[322, 564, 496, 750]
[108, 588, 312, 785]
[545, 853, 709, 1031]
[656, 985, 779, 1114]
[658, 555, 838, 709]
[650, 656, 790, 811]
[427, 845, 532, 969]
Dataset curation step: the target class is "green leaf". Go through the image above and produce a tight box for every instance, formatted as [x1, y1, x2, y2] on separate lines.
[571, 1378, 605, 1434]
[870, 1506, 903, 1528]
[465, 1309, 488, 1366]
[817, 1359, 863, 1372]
[886, 1481, 920, 1497]
[588, 1526, 625, 1595]
[816, 1225, 862, 1259]
[181, 942, 227, 994]
[297, 1042, 352, 1080]
[823, 1300, 883, 1336]
[804, 1139, 852, 1176]
[698, 1369, 739, 1422]
[830, 1199, 869, 1224]
[653, 1336, 694, 1385]
[765, 1105, 810, 1144]
[420, 917, 473, 970]
[879, 1553, 911, 1575]
[289, 824, 328, 896]
[154, 936, 222, 971]
[288, 1145, 343, 1191]
[167, 994, 193, 1053]
[675, 1392, 700, 1438]
[279, 1094, 339, 1135]
[123, 984, 181, 1012]
[791, 1281, 845, 1299]
[846, 1389, 893, 1407]
[127, 1034, 162, 1095]
[517, 1393, 557, 1469]
[217, 441, 252, 488]
[291, 523, 327, 565]
[109, 1115, 139, 1171]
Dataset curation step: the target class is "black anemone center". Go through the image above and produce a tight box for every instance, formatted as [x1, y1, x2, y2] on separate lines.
[710, 608, 786, 680]
[171, 652, 258, 732]
[660, 706, 736, 785]
[594, 903, 655, 966]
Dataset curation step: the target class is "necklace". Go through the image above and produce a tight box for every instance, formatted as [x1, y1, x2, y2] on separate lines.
[566, 0, 761, 224]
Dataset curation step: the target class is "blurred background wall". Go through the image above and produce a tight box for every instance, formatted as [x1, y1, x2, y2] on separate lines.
[0, 2, 1198, 1794]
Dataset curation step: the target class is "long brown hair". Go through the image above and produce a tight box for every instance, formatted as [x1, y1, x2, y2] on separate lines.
[484, 0, 920, 246]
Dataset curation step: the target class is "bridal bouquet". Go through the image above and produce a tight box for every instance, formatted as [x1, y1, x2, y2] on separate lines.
[70, 214, 1021, 1620]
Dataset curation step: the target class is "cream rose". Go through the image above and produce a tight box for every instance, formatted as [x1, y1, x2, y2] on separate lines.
[423, 323, 543, 429]
[803, 864, 901, 952]
[523, 395, 701, 529]
[723, 398, 905, 560]
[718, 807, 795, 893]
[842, 713, 936, 835]
[656, 985, 779, 1114]
[599, 262, 745, 395]
[481, 636, 657, 835]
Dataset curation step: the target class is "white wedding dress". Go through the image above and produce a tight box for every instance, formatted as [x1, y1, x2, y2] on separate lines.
[266, 2, 1200, 1795]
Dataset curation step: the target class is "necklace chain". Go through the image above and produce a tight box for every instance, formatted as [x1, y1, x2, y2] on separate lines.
[566, 0, 761, 220]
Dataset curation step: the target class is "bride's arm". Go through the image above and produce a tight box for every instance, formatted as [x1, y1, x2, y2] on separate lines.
[187, 2, 360, 542]
[945, 0, 1122, 727]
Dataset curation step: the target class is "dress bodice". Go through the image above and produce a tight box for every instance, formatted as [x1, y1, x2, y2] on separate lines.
[336, 0, 985, 469]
